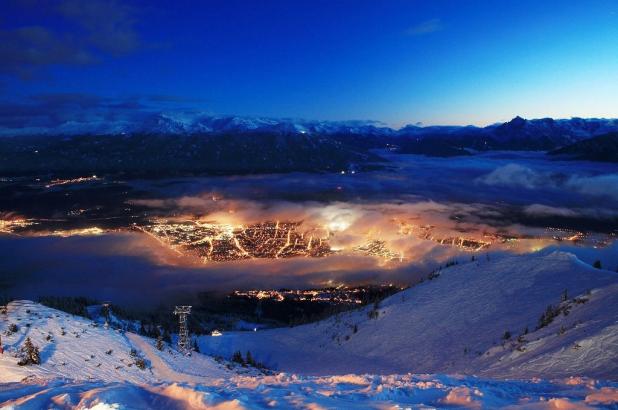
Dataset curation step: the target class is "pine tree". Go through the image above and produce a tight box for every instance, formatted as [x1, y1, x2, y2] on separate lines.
[537, 304, 559, 329]
[232, 350, 244, 364]
[18, 337, 40, 366]
[246, 350, 255, 366]
[156, 335, 164, 351]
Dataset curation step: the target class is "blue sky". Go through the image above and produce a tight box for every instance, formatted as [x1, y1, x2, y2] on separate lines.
[2, 0, 618, 127]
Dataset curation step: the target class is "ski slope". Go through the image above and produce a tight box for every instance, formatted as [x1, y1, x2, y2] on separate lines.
[200, 252, 618, 379]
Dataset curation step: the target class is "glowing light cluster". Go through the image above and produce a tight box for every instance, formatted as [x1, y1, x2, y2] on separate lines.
[0, 218, 36, 234]
[396, 221, 492, 252]
[136, 219, 331, 262]
[233, 284, 402, 305]
[47, 227, 105, 237]
[353, 240, 404, 262]
[45, 175, 100, 188]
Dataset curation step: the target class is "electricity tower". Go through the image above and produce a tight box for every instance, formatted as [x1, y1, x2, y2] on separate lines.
[173, 306, 192, 355]
[101, 302, 111, 329]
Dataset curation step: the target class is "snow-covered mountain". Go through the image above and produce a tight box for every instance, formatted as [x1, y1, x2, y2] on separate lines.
[480, 116, 618, 149]
[2, 297, 618, 408]
[200, 251, 618, 379]
[3, 112, 618, 143]
[0, 111, 396, 137]
[137, 113, 395, 136]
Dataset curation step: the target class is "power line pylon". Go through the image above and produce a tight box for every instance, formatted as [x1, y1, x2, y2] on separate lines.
[101, 302, 111, 329]
[173, 306, 192, 355]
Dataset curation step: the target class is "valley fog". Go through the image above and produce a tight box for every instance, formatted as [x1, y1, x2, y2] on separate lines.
[1, 152, 616, 308]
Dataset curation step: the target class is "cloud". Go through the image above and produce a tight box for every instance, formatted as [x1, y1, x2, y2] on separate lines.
[0, 26, 95, 79]
[566, 174, 618, 201]
[477, 163, 547, 189]
[0, 93, 151, 130]
[0, 230, 455, 307]
[523, 204, 579, 218]
[0, 0, 141, 79]
[405, 18, 444, 36]
[478, 164, 618, 201]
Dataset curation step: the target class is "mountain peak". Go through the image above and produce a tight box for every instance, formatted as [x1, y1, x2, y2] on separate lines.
[508, 116, 527, 126]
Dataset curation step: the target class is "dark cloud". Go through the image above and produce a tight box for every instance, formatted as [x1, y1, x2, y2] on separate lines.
[0, 93, 151, 130]
[0, 26, 95, 79]
[0, 92, 208, 132]
[57, 0, 139, 56]
[0, 0, 141, 79]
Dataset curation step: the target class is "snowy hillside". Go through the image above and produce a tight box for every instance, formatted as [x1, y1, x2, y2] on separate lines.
[200, 252, 618, 379]
[1, 283, 618, 407]
[0, 300, 229, 385]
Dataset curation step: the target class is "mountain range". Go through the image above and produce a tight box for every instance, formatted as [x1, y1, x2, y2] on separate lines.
[2, 112, 618, 144]
[1, 115, 618, 177]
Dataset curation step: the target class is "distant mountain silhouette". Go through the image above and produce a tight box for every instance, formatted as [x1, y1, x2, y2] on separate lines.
[549, 132, 618, 163]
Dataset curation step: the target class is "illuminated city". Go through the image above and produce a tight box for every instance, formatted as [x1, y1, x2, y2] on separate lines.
[135, 220, 331, 261]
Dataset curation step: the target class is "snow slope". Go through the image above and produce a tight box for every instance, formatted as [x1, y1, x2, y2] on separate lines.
[0, 300, 228, 385]
[200, 252, 618, 379]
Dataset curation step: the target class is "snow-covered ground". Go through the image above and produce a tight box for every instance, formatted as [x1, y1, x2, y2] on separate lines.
[200, 252, 618, 379]
[1, 252, 618, 408]
[2, 372, 618, 409]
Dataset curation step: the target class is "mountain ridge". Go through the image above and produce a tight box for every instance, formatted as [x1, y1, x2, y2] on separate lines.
[549, 132, 618, 163]
[3, 113, 618, 141]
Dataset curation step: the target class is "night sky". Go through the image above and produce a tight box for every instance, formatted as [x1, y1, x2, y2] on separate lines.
[2, 0, 618, 127]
